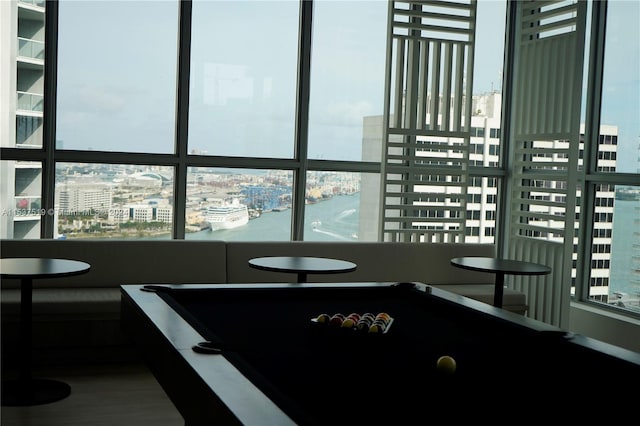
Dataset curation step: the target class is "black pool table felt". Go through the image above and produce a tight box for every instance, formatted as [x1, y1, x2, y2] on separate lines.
[153, 284, 630, 425]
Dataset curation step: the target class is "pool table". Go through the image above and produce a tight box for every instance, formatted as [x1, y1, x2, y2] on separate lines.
[121, 282, 640, 425]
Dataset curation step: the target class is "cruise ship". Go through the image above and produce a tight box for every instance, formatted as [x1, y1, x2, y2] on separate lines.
[205, 200, 249, 231]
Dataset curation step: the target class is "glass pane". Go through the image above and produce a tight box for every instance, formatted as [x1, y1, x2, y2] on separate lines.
[473, 1, 506, 94]
[307, 0, 387, 161]
[55, 163, 175, 239]
[467, 0, 506, 248]
[598, 1, 640, 174]
[188, 1, 299, 158]
[304, 171, 378, 242]
[185, 167, 293, 241]
[472, 0, 506, 168]
[0, 161, 43, 239]
[589, 184, 640, 314]
[16, 116, 44, 149]
[56, 1, 179, 153]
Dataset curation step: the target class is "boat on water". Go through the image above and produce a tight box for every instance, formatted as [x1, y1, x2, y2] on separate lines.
[206, 200, 249, 231]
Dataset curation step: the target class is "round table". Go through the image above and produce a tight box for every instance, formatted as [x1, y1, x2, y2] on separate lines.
[248, 256, 357, 283]
[0, 258, 91, 406]
[450, 257, 551, 308]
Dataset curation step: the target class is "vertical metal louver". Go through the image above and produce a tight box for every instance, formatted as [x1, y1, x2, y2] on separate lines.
[380, 0, 477, 243]
[506, 0, 587, 327]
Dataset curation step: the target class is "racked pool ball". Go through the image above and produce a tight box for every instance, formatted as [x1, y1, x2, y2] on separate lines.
[436, 355, 456, 374]
[375, 312, 391, 323]
[315, 313, 331, 324]
[347, 313, 361, 322]
[361, 313, 375, 322]
[368, 322, 386, 334]
[341, 318, 357, 328]
[356, 317, 372, 332]
[329, 313, 345, 327]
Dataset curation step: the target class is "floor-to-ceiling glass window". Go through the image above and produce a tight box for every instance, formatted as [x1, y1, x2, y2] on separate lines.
[584, 0, 640, 313]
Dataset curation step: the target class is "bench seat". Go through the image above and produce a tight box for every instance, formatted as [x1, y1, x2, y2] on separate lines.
[1, 239, 528, 365]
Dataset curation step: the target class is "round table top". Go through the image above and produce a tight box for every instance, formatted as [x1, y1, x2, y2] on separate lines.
[450, 257, 551, 275]
[0, 258, 91, 279]
[248, 256, 357, 275]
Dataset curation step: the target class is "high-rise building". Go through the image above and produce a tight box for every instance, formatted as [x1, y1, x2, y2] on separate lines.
[0, 0, 45, 239]
[362, 91, 619, 303]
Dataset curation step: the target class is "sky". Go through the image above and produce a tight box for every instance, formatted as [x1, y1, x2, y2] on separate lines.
[54, 0, 638, 172]
[597, 0, 640, 173]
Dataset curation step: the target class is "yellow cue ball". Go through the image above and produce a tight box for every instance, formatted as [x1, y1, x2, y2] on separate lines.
[436, 355, 457, 373]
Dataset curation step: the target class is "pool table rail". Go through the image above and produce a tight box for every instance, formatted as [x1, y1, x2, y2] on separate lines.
[122, 284, 297, 426]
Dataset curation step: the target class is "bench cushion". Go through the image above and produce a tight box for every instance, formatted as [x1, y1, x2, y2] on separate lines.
[0, 240, 227, 289]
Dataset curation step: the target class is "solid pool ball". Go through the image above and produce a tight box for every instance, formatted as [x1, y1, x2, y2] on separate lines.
[329, 314, 345, 327]
[372, 318, 386, 327]
[368, 322, 386, 333]
[436, 355, 457, 373]
[341, 318, 357, 328]
[315, 313, 331, 324]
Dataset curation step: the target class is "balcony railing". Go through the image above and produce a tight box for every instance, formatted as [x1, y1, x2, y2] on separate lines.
[18, 37, 45, 60]
[17, 91, 44, 113]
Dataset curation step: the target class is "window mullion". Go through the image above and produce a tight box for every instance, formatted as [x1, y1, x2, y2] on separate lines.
[291, 0, 313, 241]
[42, 0, 60, 239]
[174, 0, 193, 240]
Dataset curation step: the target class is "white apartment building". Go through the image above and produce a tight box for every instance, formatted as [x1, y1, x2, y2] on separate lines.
[0, 0, 45, 239]
[56, 186, 113, 214]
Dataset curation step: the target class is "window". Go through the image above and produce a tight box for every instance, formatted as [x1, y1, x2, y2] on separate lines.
[578, 1, 640, 315]
[304, 171, 379, 242]
[308, 0, 387, 162]
[56, 1, 179, 153]
[189, 0, 298, 158]
[55, 163, 175, 239]
[1, 0, 638, 323]
[185, 167, 293, 241]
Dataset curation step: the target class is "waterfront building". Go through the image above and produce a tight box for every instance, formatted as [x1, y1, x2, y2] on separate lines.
[56, 186, 113, 214]
[128, 205, 154, 223]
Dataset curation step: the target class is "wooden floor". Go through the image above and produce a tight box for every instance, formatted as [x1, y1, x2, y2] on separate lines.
[0, 363, 184, 426]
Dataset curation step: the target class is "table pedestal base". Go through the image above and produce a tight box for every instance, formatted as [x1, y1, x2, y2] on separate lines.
[1, 378, 71, 406]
